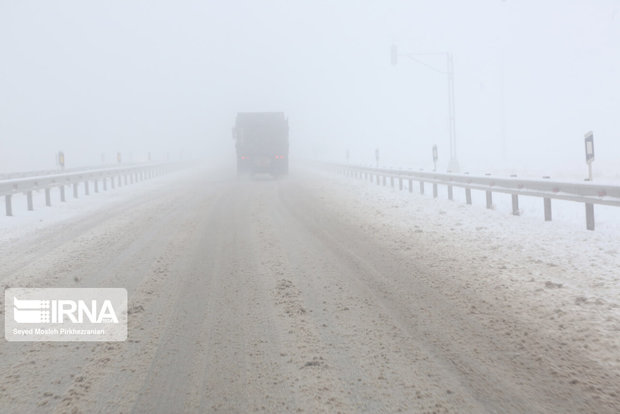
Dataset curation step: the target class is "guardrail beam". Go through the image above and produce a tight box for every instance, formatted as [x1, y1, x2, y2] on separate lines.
[0, 163, 178, 217]
[331, 163, 620, 231]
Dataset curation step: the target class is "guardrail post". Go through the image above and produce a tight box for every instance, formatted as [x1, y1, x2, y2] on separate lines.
[60, 186, 66, 202]
[448, 185, 453, 200]
[544, 198, 552, 221]
[94, 180, 99, 193]
[390, 176, 394, 187]
[124, 175, 128, 185]
[511, 194, 519, 216]
[465, 188, 472, 204]
[486, 191, 493, 209]
[419, 181, 424, 195]
[73, 183, 79, 198]
[84, 181, 90, 195]
[111, 177, 116, 189]
[399, 177, 403, 191]
[376, 174, 380, 186]
[585, 203, 595, 231]
[5, 194, 13, 216]
[408, 178, 413, 193]
[433, 183, 438, 198]
[382, 176, 386, 186]
[45, 188, 51, 206]
[27, 191, 34, 211]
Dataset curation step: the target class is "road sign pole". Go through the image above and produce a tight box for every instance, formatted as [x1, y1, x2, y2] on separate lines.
[584, 131, 594, 181]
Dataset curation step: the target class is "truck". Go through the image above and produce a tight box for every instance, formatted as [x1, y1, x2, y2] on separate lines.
[232, 112, 289, 176]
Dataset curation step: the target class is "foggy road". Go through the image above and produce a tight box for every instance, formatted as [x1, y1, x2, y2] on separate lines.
[1, 168, 619, 414]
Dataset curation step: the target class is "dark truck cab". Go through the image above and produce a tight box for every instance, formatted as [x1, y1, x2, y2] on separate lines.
[233, 112, 289, 176]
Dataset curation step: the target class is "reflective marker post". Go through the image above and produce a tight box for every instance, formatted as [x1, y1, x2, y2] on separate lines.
[584, 131, 595, 230]
[584, 131, 594, 182]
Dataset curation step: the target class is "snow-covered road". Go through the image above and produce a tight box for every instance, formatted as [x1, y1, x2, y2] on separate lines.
[0, 166, 618, 413]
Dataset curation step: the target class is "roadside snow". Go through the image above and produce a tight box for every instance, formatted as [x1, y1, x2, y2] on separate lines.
[0, 168, 197, 246]
[310, 166, 620, 372]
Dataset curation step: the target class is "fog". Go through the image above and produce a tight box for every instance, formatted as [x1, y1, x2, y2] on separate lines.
[1, 0, 618, 177]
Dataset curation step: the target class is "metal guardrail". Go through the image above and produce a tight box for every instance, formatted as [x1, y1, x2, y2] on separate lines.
[0, 163, 178, 216]
[332, 163, 620, 231]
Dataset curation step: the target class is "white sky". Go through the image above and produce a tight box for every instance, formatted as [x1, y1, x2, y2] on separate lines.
[1, 0, 618, 175]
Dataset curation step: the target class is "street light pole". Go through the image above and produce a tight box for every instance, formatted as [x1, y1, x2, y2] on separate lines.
[446, 53, 459, 172]
[391, 45, 460, 172]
